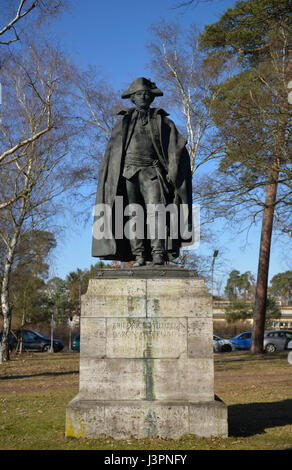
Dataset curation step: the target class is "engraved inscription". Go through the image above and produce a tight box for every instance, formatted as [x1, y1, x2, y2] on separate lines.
[106, 318, 187, 358]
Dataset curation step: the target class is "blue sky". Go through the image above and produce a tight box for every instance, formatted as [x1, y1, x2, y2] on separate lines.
[47, 0, 291, 294]
[52, 0, 233, 89]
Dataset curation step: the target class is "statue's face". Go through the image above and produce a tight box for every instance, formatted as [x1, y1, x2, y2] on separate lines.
[130, 90, 154, 110]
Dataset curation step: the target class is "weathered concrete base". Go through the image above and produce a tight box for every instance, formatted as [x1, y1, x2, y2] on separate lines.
[65, 269, 228, 439]
[66, 397, 228, 439]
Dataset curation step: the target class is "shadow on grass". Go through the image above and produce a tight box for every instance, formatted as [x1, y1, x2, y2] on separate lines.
[0, 370, 79, 380]
[228, 399, 292, 437]
[215, 352, 289, 365]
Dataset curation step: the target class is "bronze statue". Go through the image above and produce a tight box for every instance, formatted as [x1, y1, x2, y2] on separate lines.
[92, 77, 193, 266]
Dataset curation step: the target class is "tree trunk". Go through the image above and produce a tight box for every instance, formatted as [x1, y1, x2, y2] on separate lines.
[251, 169, 278, 354]
[0, 227, 21, 363]
[18, 312, 26, 354]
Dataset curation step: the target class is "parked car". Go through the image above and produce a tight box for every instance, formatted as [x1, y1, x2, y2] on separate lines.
[263, 330, 292, 353]
[229, 331, 252, 350]
[0, 329, 63, 352]
[213, 335, 236, 352]
[72, 333, 80, 351]
[0, 331, 17, 352]
[213, 336, 220, 352]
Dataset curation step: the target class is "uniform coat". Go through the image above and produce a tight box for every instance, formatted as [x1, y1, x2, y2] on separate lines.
[92, 107, 193, 261]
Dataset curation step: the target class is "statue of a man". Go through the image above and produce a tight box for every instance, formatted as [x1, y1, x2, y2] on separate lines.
[92, 77, 193, 266]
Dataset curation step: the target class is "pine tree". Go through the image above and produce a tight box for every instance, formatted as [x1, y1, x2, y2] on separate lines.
[200, 0, 292, 352]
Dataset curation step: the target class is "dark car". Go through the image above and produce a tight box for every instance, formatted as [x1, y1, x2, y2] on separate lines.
[20, 330, 64, 352]
[229, 331, 252, 350]
[72, 333, 80, 351]
[263, 330, 292, 353]
[0, 331, 18, 352]
[0, 329, 63, 352]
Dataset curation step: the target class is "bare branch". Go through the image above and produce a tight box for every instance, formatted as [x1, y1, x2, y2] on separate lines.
[148, 21, 224, 175]
[171, 0, 213, 10]
[0, 0, 65, 46]
[0, 0, 38, 45]
[0, 126, 53, 165]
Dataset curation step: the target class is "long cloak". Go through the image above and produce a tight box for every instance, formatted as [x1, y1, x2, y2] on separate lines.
[91, 107, 193, 262]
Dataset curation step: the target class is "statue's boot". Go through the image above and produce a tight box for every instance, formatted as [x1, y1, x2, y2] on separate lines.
[152, 253, 164, 265]
[133, 255, 146, 267]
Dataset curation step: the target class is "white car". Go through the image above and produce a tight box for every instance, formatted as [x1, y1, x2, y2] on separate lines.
[213, 335, 236, 352]
[213, 336, 220, 352]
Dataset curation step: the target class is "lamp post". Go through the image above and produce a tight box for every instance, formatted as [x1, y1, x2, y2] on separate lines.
[211, 250, 219, 300]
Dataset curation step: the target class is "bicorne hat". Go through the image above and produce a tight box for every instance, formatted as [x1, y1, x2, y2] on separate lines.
[121, 77, 163, 99]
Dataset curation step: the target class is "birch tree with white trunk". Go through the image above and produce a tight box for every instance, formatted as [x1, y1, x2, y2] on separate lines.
[0, 42, 77, 362]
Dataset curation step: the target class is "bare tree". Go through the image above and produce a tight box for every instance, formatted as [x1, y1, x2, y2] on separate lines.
[0, 53, 55, 210]
[147, 21, 226, 176]
[0, 0, 70, 210]
[147, 20, 227, 269]
[68, 67, 123, 211]
[0, 41, 78, 362]
[76, 67, 122, 140]
[0, 0, 65, 46]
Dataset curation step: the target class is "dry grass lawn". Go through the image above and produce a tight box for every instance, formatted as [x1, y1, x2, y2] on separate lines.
[0, 350, 292, 450]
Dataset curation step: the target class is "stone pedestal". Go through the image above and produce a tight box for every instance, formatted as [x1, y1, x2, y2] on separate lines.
[66, 268, 228, 439]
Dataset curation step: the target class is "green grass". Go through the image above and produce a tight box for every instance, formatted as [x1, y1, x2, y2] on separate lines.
[0, 351, 292, 450]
